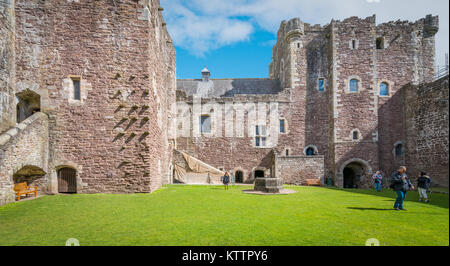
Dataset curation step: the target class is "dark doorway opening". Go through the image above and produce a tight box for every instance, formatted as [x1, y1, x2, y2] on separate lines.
[235, 171, 243, 183]
[343, 162, 366, 188]
[58, 168, 77, 193]
[343, 167, 355, 188]
[16, 90, 41, 123]
[254, 170, 265, 178]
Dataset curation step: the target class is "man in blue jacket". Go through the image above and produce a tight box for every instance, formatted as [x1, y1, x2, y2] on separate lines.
[391, 166, 415, 211]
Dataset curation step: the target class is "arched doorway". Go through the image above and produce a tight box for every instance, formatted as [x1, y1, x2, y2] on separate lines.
[16, 90, 41, 123]
[235, 170, 243, 183]
[343, 162, 367, 188]
[13, 165, 47, 190]
[58, 168, 77, 193]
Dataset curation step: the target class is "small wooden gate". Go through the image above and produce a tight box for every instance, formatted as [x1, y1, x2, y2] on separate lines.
[58, 168, 77, 193]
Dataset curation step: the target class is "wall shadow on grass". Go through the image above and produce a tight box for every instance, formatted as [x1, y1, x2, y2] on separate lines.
[325, 187, 449, 209]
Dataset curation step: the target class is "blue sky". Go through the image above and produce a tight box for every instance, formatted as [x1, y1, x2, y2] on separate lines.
[160, 0, 449, 79]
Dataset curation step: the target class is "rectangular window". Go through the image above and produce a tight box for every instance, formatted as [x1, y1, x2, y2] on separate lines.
[200, 115, 211, 133]
[352, 40, 356, 49]
[349, 79, 358, 92]
[72, 78, 81, 100]
[318, 78, 325, 91]
[255, 125, 267, 147]
[280, 119, 285, 133]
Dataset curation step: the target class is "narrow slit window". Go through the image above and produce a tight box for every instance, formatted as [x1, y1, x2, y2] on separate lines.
[318, 78, 325, 91]
[72, 78, 81, 100]
[280, 119, 285, 133]
[353, 131, 359, 140]
[352, 40, 356, 49]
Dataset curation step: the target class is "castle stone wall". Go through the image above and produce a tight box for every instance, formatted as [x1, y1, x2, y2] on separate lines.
[405, 76, 449, 187]
[0, 112, 49, 205]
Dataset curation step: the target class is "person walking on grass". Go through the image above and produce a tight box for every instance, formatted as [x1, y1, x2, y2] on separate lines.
[417, 171, 431, 203]
[391, 166, 414, 211]
[222, 172, 230, 190]
[372, 171, 383, 192]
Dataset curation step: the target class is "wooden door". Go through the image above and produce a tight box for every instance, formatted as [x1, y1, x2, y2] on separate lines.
[58, 168, 77, 193]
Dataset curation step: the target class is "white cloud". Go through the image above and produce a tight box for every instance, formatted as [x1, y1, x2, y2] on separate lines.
[161, 0, 449, 66]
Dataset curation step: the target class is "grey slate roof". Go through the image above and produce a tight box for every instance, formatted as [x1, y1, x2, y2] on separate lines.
[177, 78, 282, 98]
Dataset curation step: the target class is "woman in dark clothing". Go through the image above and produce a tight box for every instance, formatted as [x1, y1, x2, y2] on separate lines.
[391, 166, 415, 211]
[222, 172, 230, 190]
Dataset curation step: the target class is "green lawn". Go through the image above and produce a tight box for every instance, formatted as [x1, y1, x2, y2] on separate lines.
[0, 185, 448, 246]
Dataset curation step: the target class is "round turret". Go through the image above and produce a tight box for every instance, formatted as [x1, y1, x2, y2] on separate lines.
[284, 18, 304, 43]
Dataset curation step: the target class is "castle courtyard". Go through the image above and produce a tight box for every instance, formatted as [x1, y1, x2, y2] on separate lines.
[0, 185, 448, 246]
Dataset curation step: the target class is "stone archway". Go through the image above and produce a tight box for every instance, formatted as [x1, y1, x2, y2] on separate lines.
[13, 165, 47, 194]
[339, 159, 372, 188]
[16, 90, 41, 123]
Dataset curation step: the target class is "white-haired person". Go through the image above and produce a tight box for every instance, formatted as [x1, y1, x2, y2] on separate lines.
[391, 166, 414, 211]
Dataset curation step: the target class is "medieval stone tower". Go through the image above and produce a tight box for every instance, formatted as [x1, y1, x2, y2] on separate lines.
[175, 14, 448, 189]
[0, 0, 177, 205]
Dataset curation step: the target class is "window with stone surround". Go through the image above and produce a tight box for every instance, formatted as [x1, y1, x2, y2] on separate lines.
[200, 115, 211, 133]
[304, 145, 318, 156]
[350, 39, 358, 50]
[380, 82, 389, 96]
[71, 77, 81, 100]
[351, 129, 361, 141]
[255, 125, 267, 147]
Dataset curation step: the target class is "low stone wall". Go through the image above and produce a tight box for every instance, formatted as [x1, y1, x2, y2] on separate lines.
[275, 155, 325, 185]
[0, 112, 49, 206]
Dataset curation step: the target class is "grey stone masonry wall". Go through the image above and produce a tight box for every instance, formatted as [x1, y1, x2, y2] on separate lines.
[275, 154, 325, 186]
[0, 0, 16, 134]
[0, 112, 49, 206]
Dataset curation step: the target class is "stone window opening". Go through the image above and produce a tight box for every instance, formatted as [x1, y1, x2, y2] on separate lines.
[304, 145, 319, 156]
[16, 90, 41, 123]
[379, 82, 389, 96]
[350, 39, 358, 50]
[200, 114, 211, 133]
[71, 77, 81, 100]
[279, 118, 286, 133]
[255, 125, 267, 147]
[285, 148, 290, 156]
[376, 37, 385, 50]
[318, 78, 325, 91]
[351, 129, 361, 141]
[394, 142, 404, 157]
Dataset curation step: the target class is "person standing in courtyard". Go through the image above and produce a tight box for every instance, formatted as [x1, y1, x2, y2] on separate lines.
[391, 166, 414, 211]
[372, 171, 383, 192]
[417, 171, 431, 203]
[222, 172, 230, 190]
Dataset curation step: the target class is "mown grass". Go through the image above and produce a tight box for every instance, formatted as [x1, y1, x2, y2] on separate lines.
[0, 185, 448, 246]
